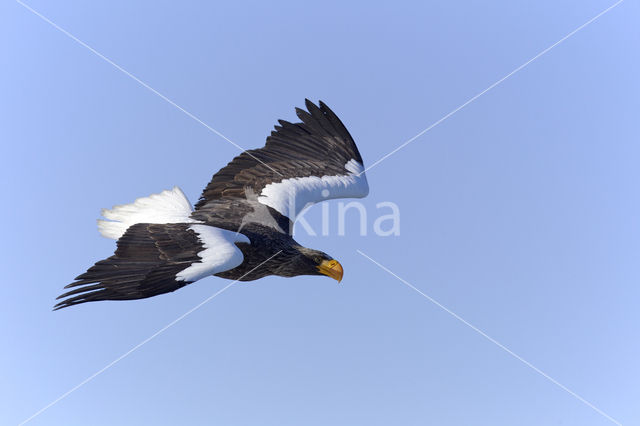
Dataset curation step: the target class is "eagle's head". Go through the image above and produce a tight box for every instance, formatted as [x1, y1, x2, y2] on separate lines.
[281, 246, 344, 282]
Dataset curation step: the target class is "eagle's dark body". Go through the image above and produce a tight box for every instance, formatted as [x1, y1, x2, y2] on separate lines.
[214, 225, 314, 282]
[56, 100, 368, 309]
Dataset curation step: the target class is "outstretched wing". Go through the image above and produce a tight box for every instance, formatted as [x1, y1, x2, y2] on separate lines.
[55, 223, 248, 309]
[194, 100, 369, 224]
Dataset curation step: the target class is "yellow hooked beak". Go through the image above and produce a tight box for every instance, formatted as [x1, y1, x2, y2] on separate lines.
[317, 259, 344, 283]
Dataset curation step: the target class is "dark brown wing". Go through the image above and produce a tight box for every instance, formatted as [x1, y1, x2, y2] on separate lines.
[193, 100, 368, 221]
[55, 223, 246, 309]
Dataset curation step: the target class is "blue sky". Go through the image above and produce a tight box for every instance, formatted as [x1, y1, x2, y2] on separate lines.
[2, 1, 639, 425]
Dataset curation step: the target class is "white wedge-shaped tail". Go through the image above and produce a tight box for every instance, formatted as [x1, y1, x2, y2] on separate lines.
[97, 187, 197, 240]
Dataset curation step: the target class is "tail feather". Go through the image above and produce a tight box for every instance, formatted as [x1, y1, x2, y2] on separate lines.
[97, 187, 195, 240]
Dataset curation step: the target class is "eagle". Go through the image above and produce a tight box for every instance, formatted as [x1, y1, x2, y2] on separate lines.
[55, 100, 369, 309]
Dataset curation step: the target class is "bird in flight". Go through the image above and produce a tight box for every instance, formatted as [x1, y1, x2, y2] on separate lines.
[55, 100, 369, 309]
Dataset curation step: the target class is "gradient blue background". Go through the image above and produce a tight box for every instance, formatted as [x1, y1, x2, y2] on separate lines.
[2, 1, 638, 425]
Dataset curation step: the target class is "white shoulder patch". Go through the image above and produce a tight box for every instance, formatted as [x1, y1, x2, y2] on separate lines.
[98, 186, 197, 240]
[176, 225, 250, 282]
[257, 159, 369, 221]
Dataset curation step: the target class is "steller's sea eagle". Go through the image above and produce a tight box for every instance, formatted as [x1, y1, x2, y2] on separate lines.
[55, 100, 369, 309]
